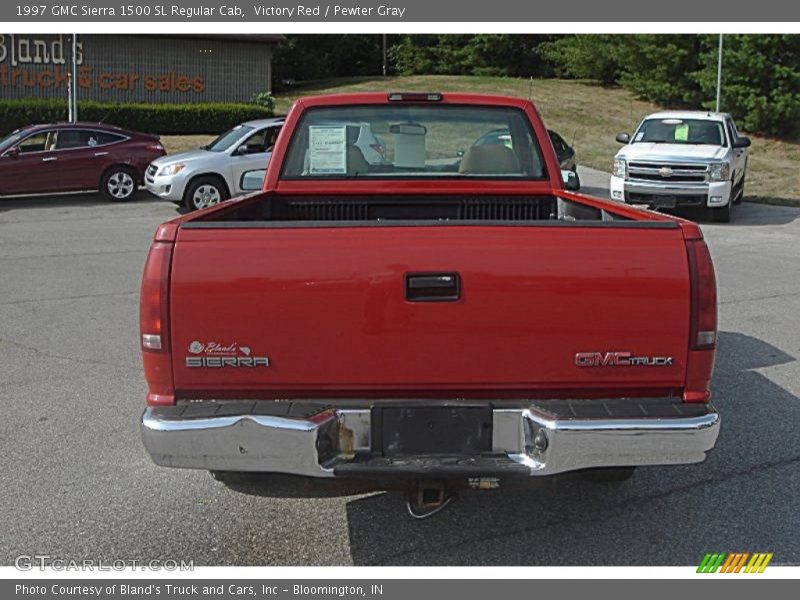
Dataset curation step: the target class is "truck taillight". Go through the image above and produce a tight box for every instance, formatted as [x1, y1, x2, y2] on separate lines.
[140, 240, 175, 406]
[687, 239, 717, 350]
[140, 242, 173, 353]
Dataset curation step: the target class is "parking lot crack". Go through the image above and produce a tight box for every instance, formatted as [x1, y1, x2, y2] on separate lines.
[719, 290, 800, 305]
[0, 290, 136, 306]
[0, 336, 140, 373]
[0, 249, 144, 262]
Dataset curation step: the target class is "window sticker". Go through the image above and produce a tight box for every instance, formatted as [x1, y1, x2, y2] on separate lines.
[675, 123, 689, 141]
[308, 126, 347, 174]
[635, 131, 644, 142]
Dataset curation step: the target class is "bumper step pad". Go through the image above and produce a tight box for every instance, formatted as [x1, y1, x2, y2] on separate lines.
[334, 454, 531, 478]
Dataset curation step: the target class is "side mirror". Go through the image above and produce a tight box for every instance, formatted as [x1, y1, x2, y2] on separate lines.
[232, 145, 250, 156]
[734, 136, 751, 148]
[4, 146, 20, 158]
[561, 170, 580, 192]
[240, 169, 266, 191]
[615, 132, 631, 144]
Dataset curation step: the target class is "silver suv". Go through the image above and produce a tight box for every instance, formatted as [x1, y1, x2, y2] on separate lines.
[610, 111, 750, 222]
[145, 118, 285, 211]
[146, 118, 388, 211]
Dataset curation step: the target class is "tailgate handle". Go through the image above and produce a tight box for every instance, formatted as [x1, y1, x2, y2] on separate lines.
[405, 272, 460, 302]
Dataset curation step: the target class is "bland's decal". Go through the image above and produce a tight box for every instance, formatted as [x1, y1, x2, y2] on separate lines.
[185, 340, 269, 368]
[575, 352, 674, 367]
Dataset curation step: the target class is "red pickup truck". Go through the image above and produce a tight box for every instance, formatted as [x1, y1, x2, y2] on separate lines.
[140, 92, 720, 508]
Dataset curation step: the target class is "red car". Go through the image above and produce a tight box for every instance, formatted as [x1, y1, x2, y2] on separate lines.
[139, 92, 719, 512]
[0, 122, 165, 202]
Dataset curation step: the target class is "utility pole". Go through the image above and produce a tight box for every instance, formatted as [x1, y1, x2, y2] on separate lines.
[715, 33, 723, 113]
[70, 33, 79, 122]
[382, 34, 387, 77]
[67, 71, 73, 123]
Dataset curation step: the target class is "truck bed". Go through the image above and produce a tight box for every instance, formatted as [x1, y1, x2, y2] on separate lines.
[168, 193, 691, 401]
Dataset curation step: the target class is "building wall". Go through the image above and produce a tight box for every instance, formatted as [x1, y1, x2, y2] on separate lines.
[0, 34, 273, 104]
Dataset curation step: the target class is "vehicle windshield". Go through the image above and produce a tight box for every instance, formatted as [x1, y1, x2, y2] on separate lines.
[634, 118, 726, 146]
[0, 128, 28, 151]
[281, 104, 546, 179]
[204, 125, 254, 152]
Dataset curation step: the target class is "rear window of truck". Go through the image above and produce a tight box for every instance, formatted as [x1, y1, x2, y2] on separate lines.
[280, 105, 547, 180]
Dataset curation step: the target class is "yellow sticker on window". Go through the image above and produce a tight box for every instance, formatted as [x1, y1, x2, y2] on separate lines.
[675, 123, 689, 141]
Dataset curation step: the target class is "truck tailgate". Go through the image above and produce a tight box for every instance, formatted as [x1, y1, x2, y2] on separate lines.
[169, 224, 690, 397]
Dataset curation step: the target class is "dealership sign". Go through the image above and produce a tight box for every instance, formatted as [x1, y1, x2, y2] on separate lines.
[0, 34, 205, 93]
[0, 34, 83, 65]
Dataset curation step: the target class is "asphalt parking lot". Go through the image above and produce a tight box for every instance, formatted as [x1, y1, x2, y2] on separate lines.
[2, 173, 799, 566]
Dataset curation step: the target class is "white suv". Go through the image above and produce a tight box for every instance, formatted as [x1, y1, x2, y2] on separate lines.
[146, 119, 387, 211]
[145, 118, 285, 211]
[610, 111, 750, 222]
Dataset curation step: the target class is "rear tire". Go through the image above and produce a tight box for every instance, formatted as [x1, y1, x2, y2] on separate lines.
[184, 176, 229, 211]
[580, 467, 636, 483]
[712, 202, 731, 223]
[100, 166, 137, 202]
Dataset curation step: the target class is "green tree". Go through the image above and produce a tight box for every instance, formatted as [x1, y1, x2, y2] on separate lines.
[468, 34, 560, 77]
[540, 35, 622, 84]
[617, 35, 711, 106]
[695, 35, 800, 136]
[272, 35, 387, 87]
[391, 35, 560, 77]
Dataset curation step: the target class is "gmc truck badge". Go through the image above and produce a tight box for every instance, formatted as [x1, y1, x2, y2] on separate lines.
[575, 352, 674, 367]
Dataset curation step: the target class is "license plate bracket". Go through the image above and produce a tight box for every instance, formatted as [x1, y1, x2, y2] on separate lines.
[654, 195, 677, 208]
[372, 405, 493, 456]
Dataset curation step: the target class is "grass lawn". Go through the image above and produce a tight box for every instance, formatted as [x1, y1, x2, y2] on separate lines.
[163, 75, 800, 203]
[160, 133, 216, 154]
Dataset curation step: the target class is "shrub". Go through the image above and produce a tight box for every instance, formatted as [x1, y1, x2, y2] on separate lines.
[0, 99, 274, 136]
[248, 91, 276, 111]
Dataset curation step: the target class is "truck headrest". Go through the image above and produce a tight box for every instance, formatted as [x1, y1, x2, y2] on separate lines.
[459, 145, 521, 175]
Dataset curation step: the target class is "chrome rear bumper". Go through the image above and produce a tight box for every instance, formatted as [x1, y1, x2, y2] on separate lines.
[141, 400, 720, 478]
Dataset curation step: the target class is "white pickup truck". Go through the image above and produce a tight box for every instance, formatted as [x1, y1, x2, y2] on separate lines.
[610, 111, 750, 222]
